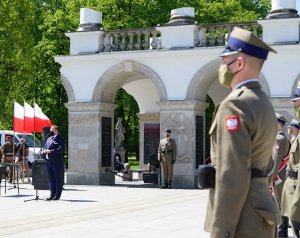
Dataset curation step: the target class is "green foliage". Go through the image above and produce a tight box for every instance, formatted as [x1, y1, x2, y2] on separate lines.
[114, 89, 140, 161]
[0, 0, 271, 159]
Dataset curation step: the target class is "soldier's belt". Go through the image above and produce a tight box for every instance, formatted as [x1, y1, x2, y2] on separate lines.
[198, 167, 268, 190]
[162, 150, 173, 154]
[251, 168, 268, 178]
[287, 170, 298, 180]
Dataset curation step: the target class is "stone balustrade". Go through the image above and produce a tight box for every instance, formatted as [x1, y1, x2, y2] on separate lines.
[98, 21, 261, 52]
[196, 22, 261, 47]
[100, 28, 160, 52]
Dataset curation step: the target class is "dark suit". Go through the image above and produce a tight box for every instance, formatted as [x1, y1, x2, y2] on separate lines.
[44, 134, 64, 199]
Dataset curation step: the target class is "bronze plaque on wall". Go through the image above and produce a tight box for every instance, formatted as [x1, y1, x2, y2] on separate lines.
[102, 117, 112, 167]
[144, 124, 160, 165]
[196, 115, 204, 168]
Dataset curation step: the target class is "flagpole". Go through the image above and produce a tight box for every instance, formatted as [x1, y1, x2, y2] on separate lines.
[33, 98, 36, 160]
[13, 100, 16, 161]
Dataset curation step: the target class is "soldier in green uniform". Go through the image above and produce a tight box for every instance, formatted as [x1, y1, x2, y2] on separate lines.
[270, 114, 290, 237]
[280, 93, 300, 237]
[204, 27, 281, 238]
[0, 136, 17, 183]
[158, 129, 177, 189]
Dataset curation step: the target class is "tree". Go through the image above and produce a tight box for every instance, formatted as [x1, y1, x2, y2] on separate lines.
[0, 0, 271, 161]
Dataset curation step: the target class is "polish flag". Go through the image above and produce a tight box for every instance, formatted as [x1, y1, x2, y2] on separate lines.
[13, 102, 24, 132]
[34, 103, 52, 132]
[24, 102, 34, 133]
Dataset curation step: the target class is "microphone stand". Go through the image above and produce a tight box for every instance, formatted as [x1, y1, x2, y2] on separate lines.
[24, 134, 50, 202]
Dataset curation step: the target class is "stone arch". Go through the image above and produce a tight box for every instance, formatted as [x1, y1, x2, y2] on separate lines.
[186, 59, 271, 102]
[92, 61, 167, 103]
[61, 74, 75, 102]
[291, 73, 300, 96]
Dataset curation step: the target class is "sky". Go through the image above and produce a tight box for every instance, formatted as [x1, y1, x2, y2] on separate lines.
[297, 0, 300, 13]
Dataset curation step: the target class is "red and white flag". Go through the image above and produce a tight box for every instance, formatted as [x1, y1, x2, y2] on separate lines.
[24, 101, 34, 133]
[34, 102, 52, 132]
[13, 101, 24, 132]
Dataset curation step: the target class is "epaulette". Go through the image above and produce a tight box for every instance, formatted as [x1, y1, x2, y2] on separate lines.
[229, 88, 244, 98]
[276, 134, 284, 141]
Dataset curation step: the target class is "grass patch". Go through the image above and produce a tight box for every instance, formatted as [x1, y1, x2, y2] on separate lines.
[128, 157, 139, 170]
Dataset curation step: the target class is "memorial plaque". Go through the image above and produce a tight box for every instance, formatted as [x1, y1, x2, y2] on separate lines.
[144, 124, 160, 165]
[196, 115, 204, 168]
[102, 117, 112, 167]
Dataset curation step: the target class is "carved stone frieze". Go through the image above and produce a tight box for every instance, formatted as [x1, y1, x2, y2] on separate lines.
[161, 112, 193, 163]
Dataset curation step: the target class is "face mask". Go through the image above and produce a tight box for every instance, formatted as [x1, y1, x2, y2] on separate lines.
[218, 58, 238, 89]
[50, 131, 55, 136]
[294, 106, 300, 119]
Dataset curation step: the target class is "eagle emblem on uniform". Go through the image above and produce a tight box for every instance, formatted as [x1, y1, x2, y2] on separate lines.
[225, 116, 240, 132]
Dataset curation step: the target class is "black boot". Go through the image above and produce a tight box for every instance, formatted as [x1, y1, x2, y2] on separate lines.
[278, 216, 289, 237]
[168, 180, 172, 189]
[160, 180, 168, 189]
[292, 220, 300, 238]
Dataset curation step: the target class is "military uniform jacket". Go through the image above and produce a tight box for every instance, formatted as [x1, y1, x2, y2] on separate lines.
[158, 138, 177, 162]
[272, 132, 290, 184]
[204, 81, 281, 238]
[2, 142, 17, 161]
[281, 132, 300, 222]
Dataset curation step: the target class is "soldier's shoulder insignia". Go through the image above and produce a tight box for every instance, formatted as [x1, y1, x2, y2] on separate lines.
[225, 115, 240, 132]
[230, 88, 244, 98]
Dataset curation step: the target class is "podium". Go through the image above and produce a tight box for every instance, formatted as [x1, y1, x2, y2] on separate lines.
[32, 159, 49, 190]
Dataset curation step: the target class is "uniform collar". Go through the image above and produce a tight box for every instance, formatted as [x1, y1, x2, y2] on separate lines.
[234, 79, 260, 89]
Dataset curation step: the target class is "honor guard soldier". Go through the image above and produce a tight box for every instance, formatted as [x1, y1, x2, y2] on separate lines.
[281, 118, 300, 237]
[158, 129, 177, 189]
[204, 27, 281, 238]
[1, 136, 17, 183]
[270, 114, 290, 238]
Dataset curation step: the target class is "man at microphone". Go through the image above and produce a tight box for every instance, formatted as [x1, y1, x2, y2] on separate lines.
[42, 125, 64, 201]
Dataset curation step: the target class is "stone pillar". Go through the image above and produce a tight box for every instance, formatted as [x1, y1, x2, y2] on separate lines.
[157, 100, 206, 189]
[268, 0, 298, 19]
[156, 7, 198, 49]
[259, 0, 300, 44]
[65, 102, 115, 185]
[78, 8, 103, 31]
[65, 8, 104, 55]
[138, 113, 160, 170]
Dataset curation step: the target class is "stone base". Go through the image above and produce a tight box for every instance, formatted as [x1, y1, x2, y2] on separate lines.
[173, 175, 198, 189]
[66, 172, 115, 185]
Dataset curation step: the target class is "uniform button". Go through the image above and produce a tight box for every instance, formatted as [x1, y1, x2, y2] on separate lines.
[224, 231, 230, 237]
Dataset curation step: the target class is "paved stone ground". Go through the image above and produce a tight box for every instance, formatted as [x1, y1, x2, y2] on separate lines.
[0, 176, 295, 238]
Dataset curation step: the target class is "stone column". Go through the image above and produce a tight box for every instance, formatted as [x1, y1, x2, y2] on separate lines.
[138, 113, 160, 170]
[157, 100, 206, 189]
[156, 7, 198, 49]
[65, 102, 115, 185]
[259, 0, 300, 44]
[268, 0, 298, 19]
